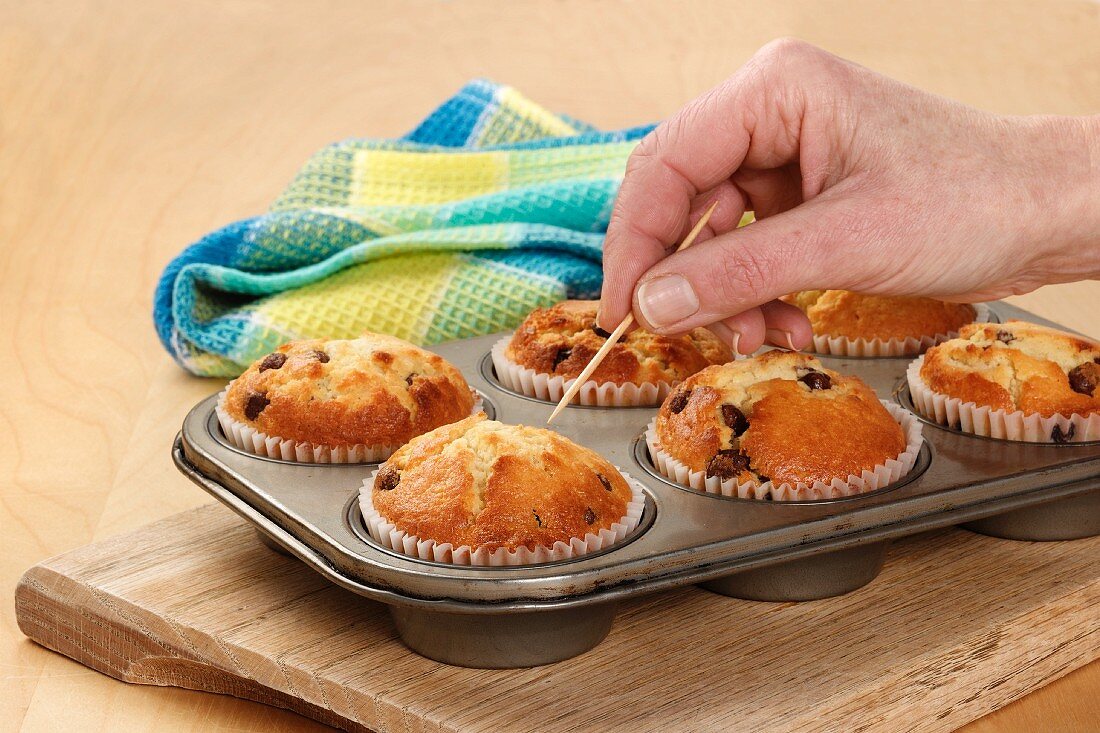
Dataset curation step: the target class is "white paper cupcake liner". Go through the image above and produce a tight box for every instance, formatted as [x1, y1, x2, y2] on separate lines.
[490, 336, 672, 407]
[359, 467, 647, 566]
[215, 384, 483, 463]
[645, 401, 924, 501]
[906, 355, 1100, 443]
[806, 303, 992, 357]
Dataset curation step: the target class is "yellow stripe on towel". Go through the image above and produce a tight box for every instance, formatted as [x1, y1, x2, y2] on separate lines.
[353, 150, 507, 206]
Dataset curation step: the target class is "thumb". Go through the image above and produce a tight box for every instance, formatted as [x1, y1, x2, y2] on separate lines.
[630, 197, 847, 334]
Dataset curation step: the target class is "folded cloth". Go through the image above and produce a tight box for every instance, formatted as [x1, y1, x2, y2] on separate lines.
[154, 80, 655, 376]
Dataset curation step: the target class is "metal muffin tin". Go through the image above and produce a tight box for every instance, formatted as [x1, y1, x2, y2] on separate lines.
[173, 302, 1100, 668]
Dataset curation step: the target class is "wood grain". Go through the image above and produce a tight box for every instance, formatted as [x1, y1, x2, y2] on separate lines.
[2, 0, 1098, 730]
[15, 505, 1100, 733]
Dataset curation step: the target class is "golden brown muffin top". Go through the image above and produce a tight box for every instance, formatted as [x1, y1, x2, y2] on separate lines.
[655, 350, 906, 487]
[782, 290, 976, 341]
[371, 413, 633, 552]
[225, 333, 476, 447]
[504, 300, 732, 385]
[920, 320, 1100, 418]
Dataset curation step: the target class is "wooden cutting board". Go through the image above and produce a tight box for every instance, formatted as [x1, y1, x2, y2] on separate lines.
[15, 503, 1100, 733]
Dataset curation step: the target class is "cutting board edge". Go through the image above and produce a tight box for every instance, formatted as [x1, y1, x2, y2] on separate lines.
[15, 563, 365, 732]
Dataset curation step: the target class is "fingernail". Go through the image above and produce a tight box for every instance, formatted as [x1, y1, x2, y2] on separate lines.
[595, 306, 608, 332]
[636, 275, 699, 329]
[766, 329, 799, 351]
[709, 323, 742, 356]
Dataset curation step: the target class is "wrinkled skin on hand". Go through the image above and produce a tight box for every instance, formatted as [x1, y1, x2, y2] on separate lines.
[598, 39, 1100, 354]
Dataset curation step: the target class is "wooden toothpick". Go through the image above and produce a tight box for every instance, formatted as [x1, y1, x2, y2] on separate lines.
[547, 201, 719, 424]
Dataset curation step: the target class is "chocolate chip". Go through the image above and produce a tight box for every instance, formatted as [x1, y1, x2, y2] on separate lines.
[756, 474, 771, 484]
[258, 352, 287, 372]
[996, 330, 1016, 344]
[705, 450, 750, 480]
[721, 404, 749, 436]
[596, 472, 612, 491]
[593, 325, 612, 339]
[312, 350, 330, 363]
[1067, 363, 1100, 397]
[799, 371, 832, 391]
[583, 507, 597, 525]
[375, 465, 400, 491]
[532, 510, 543, 528]
[668, 389, 691, 414]
[552, 347, 572, 370]
[1052, 424, 1076, 444]
[243, 392, 269, 420]
[405, 372, 417, 387]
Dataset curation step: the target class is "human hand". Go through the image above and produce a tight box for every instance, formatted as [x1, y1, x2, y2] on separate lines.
[597, 38, 1100, 353]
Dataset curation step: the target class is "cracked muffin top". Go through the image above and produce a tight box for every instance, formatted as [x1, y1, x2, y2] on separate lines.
[224, 333, 476, 447]
[919, 320, 1100, 417]
[370, 413, 633, 551]
[504, 300, 732, 384]
[655, 350, 905, 487]
[782, 290, 976, 341]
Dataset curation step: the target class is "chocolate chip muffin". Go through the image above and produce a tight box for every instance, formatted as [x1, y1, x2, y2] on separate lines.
[222, 333, 476, 453]
[781, 290, 977, 355]
[494, 300, 732, 406]
[653, 350, 907, 488]
[918, 320, 1100, 420]
[364, 412, 641, 561]
[505, 300, 731, 385]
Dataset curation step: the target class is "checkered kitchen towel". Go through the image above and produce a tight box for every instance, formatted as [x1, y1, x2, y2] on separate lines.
[153, 80, 655, 376]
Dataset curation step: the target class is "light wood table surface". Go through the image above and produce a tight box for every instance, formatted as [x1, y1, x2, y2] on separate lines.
[2, 1, 1098, 731]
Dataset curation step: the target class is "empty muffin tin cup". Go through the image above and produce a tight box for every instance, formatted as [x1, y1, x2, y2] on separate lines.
[388, 603, 618, 668]
[962, 488, 1100, 541]
[700, 541, 890, 601]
